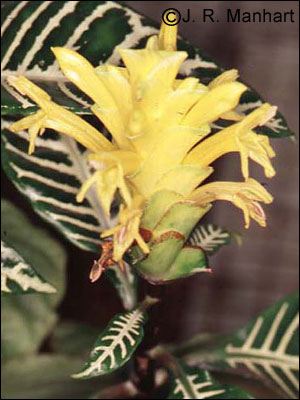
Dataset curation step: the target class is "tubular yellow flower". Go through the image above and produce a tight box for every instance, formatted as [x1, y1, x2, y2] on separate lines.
[8, 19, 278, 280]
[183, 103, 277, 179]
[188, 178, 273, 228]
[8, 75, 113, 154]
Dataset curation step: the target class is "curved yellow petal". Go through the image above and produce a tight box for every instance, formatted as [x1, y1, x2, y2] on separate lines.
[189, 178, 273, 228]
[183, 81, 247, 127]
[95, 65, 132, 123]
[208, 69, 239, 89]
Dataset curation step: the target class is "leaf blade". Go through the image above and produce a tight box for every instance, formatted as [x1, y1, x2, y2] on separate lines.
[176, 292, 299, 399]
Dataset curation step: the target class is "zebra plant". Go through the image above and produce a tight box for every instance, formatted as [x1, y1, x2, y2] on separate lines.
[1, 1, 298, 399]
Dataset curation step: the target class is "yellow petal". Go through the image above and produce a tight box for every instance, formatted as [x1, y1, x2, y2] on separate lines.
[183, 81, 247, 127]
[88, 151, 142, 176]
[153, 165, 213, 196]
[189, 178, 273, 228]
[9, 110, 46, 154]
[158, 20, 178, 51]
[131, 125, 211, 197]
[95, 65, 132, 123]
[208, 69, 239, 89]
[146, 35, 159, 50]
[52, 47, 114, 108]
[76, 171, 101, 203]
[77, 165, 132, 216]
[220, 110, 243, 121]
[120, 49, 187, 117]
[183, 104, 276, 179]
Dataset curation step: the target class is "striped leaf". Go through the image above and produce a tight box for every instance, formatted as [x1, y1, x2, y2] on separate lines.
[179, 292, 299, 399]
[168, 362, 253, 399]
[1, 119, 137, 309]
[1, 119, 109, 253]
[73, 296, 158, 379]
[217, 291, 299, 399]
[1, 1, 292, 137]
[187, 224, 236, 255]
[1, 239, 56, 294]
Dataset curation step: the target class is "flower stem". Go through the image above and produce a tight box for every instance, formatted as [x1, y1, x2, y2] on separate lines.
[132, 282, 167, 395]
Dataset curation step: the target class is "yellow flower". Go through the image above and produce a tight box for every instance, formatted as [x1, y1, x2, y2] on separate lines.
[9, 20, 277, 274]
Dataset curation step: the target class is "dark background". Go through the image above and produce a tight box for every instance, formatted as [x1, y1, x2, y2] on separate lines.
[2, 0, 299, 391]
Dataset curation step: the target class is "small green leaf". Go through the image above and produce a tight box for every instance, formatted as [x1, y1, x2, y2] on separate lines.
[73, 296, 158, 379]
[187, 224, 238, 255]
[1, 199, 66, 361]
[1, 239, 56, 294]
[167, 361, 253, 399]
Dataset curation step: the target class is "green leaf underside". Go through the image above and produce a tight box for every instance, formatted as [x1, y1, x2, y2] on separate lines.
[168, 362, 253, 399]
[1, 1, 292, 137]
[73, 299, 151, 379]
[187, 224, 233, 255]
[1, 239, 56, 294]
[1, 199, 66, 361]
[182, 292, 299, 399]
[51, 322, 101, 357]
[1, 355, 117, 399]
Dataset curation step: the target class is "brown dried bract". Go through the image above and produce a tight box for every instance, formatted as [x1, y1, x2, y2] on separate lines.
[89, 241, 115, 283]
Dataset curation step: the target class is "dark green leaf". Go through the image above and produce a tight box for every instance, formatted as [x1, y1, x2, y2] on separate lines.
[167, 361, 253, 399]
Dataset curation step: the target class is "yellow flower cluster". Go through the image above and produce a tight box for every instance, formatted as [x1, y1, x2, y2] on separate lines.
[9, 20, 276, 266]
